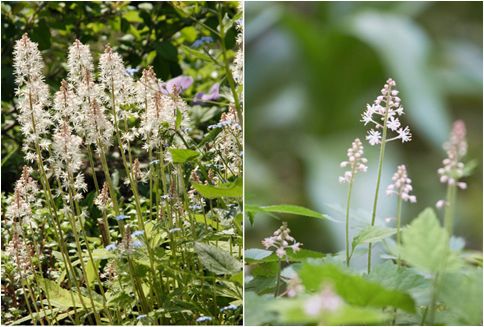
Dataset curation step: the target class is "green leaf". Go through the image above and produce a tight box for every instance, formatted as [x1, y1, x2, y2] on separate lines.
[246, 204, 337, 222]
[123, 10, 143, 23]
[245, 248, 273, 261]
[193, 178, 242, 199]
[366, 261, 427, 292]
[366, 261, 429, 305]
[194, 242, 242, 275]
[399, 207, 458, 274]
[31, 19, 51, 49]
[194, 214, 218, 229]
[155, 41, 178, 62]
[438, 268, 483, 325]
[85, 259, 99, 288]
[168, 148, 199, 163]
[181, 44, 215, 63]
[299, 263, 416, 313]
[90, 248, 115, 260]
[245, 292, 277, 326]
[351, 225, 396, 257]
[38, 278, 102, 310]
[251, 261, 280, 277]
[272, 297, 389, 325]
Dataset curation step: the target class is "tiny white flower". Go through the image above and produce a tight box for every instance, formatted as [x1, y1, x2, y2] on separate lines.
[276, 247, 286, 258]
[366, 129, 381, 146]
[339, 138, 367, 183]
[397, 126, 412, 143]
[387, 116, 401, 131]
[436, 200, 446, 209]
[386, 165, 416, 203]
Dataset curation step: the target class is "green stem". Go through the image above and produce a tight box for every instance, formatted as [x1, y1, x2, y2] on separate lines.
[274, 258, 282, 297]
[367, 94, 391, 274]
[345, 168, 356, 267]
[28, 90, 88, 320]
[428, 273, 440, 325]
[396, 197, 403, 267]
[24, 280, 44, 325]
[443, 183, 457, 236]
[86, 144, 100, 193]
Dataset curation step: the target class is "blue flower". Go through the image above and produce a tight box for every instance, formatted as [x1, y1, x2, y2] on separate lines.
[132, 240, 143, 249]
[189, 204, 203, 211]
[196, 316, 212, 323]
[131, 230, 144, 238]
[136, 314, 147, 320]
[192, 36, 214, 48]
[105, 243, 117, 251]
[115, 214, 129, 221]
[220, 304, 238, 312]
[125, 67, 139, 76]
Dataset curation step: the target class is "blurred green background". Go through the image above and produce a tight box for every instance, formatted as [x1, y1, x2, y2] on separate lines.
[1, 1, 238, 193]
[245, 1, 483, 258]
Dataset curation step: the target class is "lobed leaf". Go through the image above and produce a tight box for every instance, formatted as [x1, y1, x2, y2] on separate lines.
[399, 207, 461, 274]
[299, 263, 416, 313]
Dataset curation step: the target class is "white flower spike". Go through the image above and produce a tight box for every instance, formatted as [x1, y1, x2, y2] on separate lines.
[339, 138, 367, 183]
[386, 165, 416, 203]
[361, 79, 412, 145]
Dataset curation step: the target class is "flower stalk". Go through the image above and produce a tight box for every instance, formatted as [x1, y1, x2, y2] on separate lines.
[362, 79, 411, 273]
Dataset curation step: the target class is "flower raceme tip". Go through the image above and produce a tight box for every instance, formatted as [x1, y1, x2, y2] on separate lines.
[362, 78, 412, 145]
[386, 165, 417, 203]
[339, 138, 367, 183]
[261, 222, 302, 259]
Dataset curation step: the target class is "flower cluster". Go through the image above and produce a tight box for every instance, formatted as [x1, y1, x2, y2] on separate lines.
[5, 232, 33, 280]
[232, 3, 243, 85]
[137, 67, 189, 150]
[303, 285, 344, 317]
[99, 45, 140, 148]
[361, 79, 411, 146]
[5, 166, 40, 226]
[386, 165, 416, 203]
[285, 275, 304, 297]
[50, 120, 86, 201]
[438, 120, 468, 189]
[13, 34, 51, 162]
[95, 182, 111, 211]
[67, 40, 113, 147]
[339, 138, 367, 183]
[211, 106, 243, 176]
[261, 222, 302, 259]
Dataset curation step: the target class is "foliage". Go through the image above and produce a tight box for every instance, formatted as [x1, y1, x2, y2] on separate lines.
[245, 206, 482, 325]
[1, 1, 243, 325]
